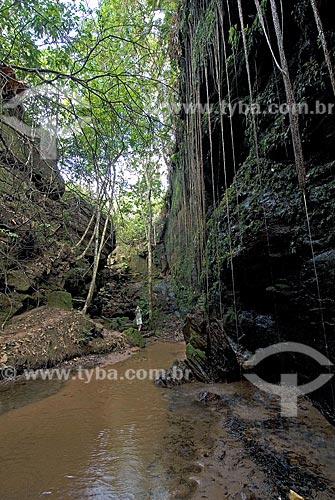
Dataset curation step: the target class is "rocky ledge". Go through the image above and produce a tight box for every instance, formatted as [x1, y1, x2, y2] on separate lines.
[0, 306, 127, 378]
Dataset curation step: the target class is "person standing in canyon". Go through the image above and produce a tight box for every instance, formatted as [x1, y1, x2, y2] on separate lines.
[135, 305, 143, 332]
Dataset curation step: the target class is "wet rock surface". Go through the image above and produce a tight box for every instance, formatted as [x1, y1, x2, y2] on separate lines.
[0, 156, 114, 324]
[165, 0, 335, 421]
[166, 381, 335, 500]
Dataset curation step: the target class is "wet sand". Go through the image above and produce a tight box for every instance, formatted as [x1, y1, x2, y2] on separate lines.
[165, 382, 335, 500]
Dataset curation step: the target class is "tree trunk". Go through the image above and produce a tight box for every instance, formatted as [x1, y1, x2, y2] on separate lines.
[145, 170, 153, 327]
[82, 208, 110, 315]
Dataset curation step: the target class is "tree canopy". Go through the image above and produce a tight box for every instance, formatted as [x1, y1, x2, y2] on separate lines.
[1, 0, 176, 207]
[1, 0, 178, 314]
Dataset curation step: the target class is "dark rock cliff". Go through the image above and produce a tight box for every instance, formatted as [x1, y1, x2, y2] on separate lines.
[165, 0, 335, 419]
[0, 113, 114, 325]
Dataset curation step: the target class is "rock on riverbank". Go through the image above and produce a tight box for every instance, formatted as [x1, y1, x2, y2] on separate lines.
[0, 306, 127, 378]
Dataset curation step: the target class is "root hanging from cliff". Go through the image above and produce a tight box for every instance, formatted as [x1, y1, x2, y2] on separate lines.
[268, 0, 330, 351]
[183, 34, 207, 287]
[216, 0, 240, 224]
[257, 0, 334, 408]
[236, 0, 271, 248]
[213, 10, 239, 340]
[204, 66, 216, 209]
[224, 0, 238, 95]
[302, 191, 335, 408]
[237, 0, 260, 161]
[269, 0, 306, 190]
[309, 0, 335, 97]
[237, 0, 286, 346]
[253, 0, 283, 73]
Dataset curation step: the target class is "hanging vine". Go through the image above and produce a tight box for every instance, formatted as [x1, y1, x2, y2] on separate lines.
[269, 0, 306, 190]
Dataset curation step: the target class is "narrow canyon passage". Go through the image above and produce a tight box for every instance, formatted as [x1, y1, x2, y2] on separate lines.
[1, 0, 335, 498]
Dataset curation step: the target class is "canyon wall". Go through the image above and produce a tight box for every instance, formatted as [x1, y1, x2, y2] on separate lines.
[0, 116, 114, 325]
[165, 0, 335, 418]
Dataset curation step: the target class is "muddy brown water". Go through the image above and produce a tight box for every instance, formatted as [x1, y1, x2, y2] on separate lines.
[0, 343, 192, 500]
[1, 342, 335, 500]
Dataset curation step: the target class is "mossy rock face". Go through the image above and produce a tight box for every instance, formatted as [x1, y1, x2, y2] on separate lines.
[7, 270, 32, 292]
[0, 292, 30, 324]
[123, 327, 145, 348]
[185, 342, 209, 381]
[64, 260, 92, 298]
[109, 317, 131, 331]
[47, 291, 73, 311]
[188, 327, 207, 351]
[186, 342, 206, 362]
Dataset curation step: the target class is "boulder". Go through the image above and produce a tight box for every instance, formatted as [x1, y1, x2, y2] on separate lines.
[47, 291, 73, 311]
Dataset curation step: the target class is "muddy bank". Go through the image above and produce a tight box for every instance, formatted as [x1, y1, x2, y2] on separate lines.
[161, 388, 220, 499]
[166, 382, 335, 500]
[0, 306, 128, 380]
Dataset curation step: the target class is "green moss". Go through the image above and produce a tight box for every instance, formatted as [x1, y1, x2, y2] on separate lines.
[192, 0, 216, 67]
[107, 317, 131, 331]
[7, 270, 32, 292]
[47, 291, 73, 311]
[0, 228, 19, 239]
[123, 327, 145, 348]
[186, 343, 206, 361]
[64, 260, 91, 280]
[186, 326, 207, 351]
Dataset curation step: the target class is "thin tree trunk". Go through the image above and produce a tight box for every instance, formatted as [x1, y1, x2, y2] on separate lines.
[80, 152, 118, 315]
[75, 225, 96, 261]
[82, 208, 101, 315]
[269, 0, 306, 189]
[145, 169, 153, 327]
[82, 208, 111, 315]
[74, 208, 96, 249]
